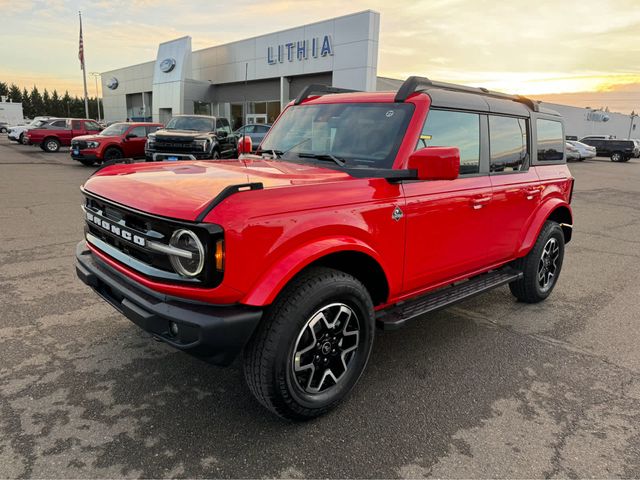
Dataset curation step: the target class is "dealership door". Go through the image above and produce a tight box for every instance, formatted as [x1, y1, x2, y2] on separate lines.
[246, 114, 268, 125]
[159, 108, 172, 125]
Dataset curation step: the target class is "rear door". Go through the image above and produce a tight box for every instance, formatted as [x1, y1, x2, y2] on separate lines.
[487, 115, 540, 262]
[403, 109, 497, 292]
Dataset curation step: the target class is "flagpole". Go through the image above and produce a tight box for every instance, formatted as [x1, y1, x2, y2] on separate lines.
[79, 11, 90, 118]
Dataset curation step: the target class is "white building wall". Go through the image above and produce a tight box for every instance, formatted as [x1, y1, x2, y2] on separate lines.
[0, 102, 24, 124]
[101, 61, 154, 121]
[541, 102, 639, 140]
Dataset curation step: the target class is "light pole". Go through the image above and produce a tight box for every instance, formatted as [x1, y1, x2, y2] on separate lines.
[628, 112, 638, 139]
[89, 72, 101, 121]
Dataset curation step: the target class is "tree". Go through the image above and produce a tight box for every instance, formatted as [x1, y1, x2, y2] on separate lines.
[8, 84, 22, 103]
[21, 87, 32, 118]
[50, 90, 62, 117]
[62, 91, 72, 117]
[42, 88, 51, 115]
[0, 82, 8, 98]
[30, 86, 43, 116]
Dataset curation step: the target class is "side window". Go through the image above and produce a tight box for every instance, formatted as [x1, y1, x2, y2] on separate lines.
[489, 116, 527, 173]
[418, 110, 480, 175]
[536, 119, 564, 161]
[71, 120, 81, 130]
[52, 120, 68, 128]
[85, 121, 101, 131]
[258, 125, 270, 133]
[146, 125, 160, 135]
[216, 118, 231, 135]
[128, 126, 146, 138]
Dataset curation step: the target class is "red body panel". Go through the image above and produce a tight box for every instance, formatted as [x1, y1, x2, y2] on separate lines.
[80, 92, 574, 308]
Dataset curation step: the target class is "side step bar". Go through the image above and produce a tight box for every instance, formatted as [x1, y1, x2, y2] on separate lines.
[376, 268, 523, 330]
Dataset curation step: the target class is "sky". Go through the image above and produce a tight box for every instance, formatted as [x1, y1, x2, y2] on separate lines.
[1, 0, 639, 113]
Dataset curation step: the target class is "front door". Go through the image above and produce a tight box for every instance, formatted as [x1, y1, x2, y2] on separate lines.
[402, 109, 496, 294]
[122, 125, 148, 158]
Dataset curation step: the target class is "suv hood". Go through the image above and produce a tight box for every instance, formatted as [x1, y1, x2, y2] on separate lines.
[73, 134, 117, 143]
[154, 129, 211, 141]
[82, 159, 353, 221]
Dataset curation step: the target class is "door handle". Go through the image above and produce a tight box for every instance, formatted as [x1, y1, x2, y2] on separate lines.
[471, 195, 492, 210]
[524, 187, 542, 200]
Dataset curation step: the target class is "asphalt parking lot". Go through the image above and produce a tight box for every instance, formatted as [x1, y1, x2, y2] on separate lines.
[1, 136, 639, 478]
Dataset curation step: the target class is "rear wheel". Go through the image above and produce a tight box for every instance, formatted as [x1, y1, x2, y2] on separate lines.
[42, 137, 60, 153]
[243, 267, 375, 420]
[509, 221, 565, 303]
[611, 151, 624, 162]
[18, 132, 25, 144]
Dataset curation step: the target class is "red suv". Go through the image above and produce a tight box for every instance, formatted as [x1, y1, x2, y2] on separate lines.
[26, 118, 102, 152]
[75, 77, 574, 420]
[71, 122, 163, 166]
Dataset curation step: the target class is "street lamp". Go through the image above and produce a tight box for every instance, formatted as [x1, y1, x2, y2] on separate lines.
[628, 112, 638, 139]
[89, 72, 101, 122]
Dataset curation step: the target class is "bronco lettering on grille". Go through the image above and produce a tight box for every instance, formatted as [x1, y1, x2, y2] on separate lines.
[86, 211, 146, 247]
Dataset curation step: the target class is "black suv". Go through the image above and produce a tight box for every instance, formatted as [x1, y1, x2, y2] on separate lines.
[579, 137, 635, 162]
[145, 115, 238, 161]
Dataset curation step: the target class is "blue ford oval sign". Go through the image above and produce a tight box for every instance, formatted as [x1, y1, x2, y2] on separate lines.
[106, 77, 119, 90]
[160, 57, 176, 73]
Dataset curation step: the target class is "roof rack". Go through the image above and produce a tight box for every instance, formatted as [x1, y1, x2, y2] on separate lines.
[294, 84, 360, 105]
[394, 76, 539, 112]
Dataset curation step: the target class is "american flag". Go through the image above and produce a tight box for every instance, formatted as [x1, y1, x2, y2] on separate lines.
[78, 13, 85, 70]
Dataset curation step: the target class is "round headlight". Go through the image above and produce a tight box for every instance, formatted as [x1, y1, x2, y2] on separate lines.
[169, 229, 205, 277]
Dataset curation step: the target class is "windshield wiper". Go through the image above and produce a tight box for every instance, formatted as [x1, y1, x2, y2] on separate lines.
[255, 148, 284, 159]
[297, 152, 346, 167]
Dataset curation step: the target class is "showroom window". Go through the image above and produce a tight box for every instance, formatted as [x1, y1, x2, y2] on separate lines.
[489, 116, 528, 173]
[418, 109, 480, 175]
[536, 119, 564, 161]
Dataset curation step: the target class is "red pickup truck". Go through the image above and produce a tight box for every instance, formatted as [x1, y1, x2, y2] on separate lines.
[75, 77, 574, 420]
[27, 118, 102, 152]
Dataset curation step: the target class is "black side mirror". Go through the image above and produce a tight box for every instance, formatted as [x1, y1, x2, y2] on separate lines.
[217, 131, 228, 139]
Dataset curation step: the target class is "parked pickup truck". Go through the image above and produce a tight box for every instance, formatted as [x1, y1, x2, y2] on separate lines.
[75, 77, 574, 420]
[145, 115, 238, 161]
[71, 122, 163, 166]
[26, 118, 102, 152]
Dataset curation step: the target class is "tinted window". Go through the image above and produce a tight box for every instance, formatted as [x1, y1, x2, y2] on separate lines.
[216, 118, 231, 134]
[128, 126, 146, 138]
[71, 120, 81, 130]
[50, 120, 67, 128]
[258, 125, 270, 133]
[489, 116, 527, 173]
[536, 119, 564, 161]
[85, 121, 101, 131]
[418, 110, 480, 175]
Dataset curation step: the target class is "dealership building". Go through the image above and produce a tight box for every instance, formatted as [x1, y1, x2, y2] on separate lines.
[101, 9, 639, 139]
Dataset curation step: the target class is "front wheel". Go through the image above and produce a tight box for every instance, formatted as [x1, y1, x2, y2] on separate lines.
[611, 151, 623, 162]
[243, 267, 375, 420]
[509, 221, 565, 303]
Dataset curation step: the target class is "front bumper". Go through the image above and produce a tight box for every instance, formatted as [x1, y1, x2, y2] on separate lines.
[71, 151, 100, 162]
[75, 242, 262, 365]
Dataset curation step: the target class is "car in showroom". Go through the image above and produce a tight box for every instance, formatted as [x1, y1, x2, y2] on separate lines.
[75, 77, 574, 420]
[234, 123, 271, 151]
[71, 122, 163, 166]
[7, 116, 53, 143]
[26, 118, 102, 152]
[579, 137, 636, 162]
[566, 140, 596, 161]
[145, 115, 238, 161]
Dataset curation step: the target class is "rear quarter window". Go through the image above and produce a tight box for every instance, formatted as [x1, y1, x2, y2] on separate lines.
[536, 119, 564, 161]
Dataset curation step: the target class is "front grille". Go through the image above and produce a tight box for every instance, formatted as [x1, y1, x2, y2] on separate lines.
[82, 191, 223, 287]
[72, 140, 88, 149]
[153, 141, 201, 152]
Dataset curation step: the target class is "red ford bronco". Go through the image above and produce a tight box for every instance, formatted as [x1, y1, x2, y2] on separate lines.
[75, 77, 574, 420]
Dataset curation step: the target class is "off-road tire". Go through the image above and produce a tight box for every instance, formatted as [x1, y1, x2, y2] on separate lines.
[509, 221, 565, 303]
[243, 267, 375, 420]
[42, 137, 60, 153]
[103, 147, 123, 161]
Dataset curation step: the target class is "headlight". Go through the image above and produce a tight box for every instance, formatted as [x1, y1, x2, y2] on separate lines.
[195, 139, 209, 151]
[169, 229, 205, 277]
[87, 141, 100, 148]
[147, 134, 156, 146]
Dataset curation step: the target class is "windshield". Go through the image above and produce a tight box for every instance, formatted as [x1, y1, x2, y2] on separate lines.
[31, 119, 47, 127]
[260, 103, 414, 168]
[100, 123, 129, 136]
[165, 116, 214, 131]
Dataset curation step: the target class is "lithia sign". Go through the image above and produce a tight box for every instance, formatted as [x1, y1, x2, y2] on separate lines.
[267, 35, 333, 64]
